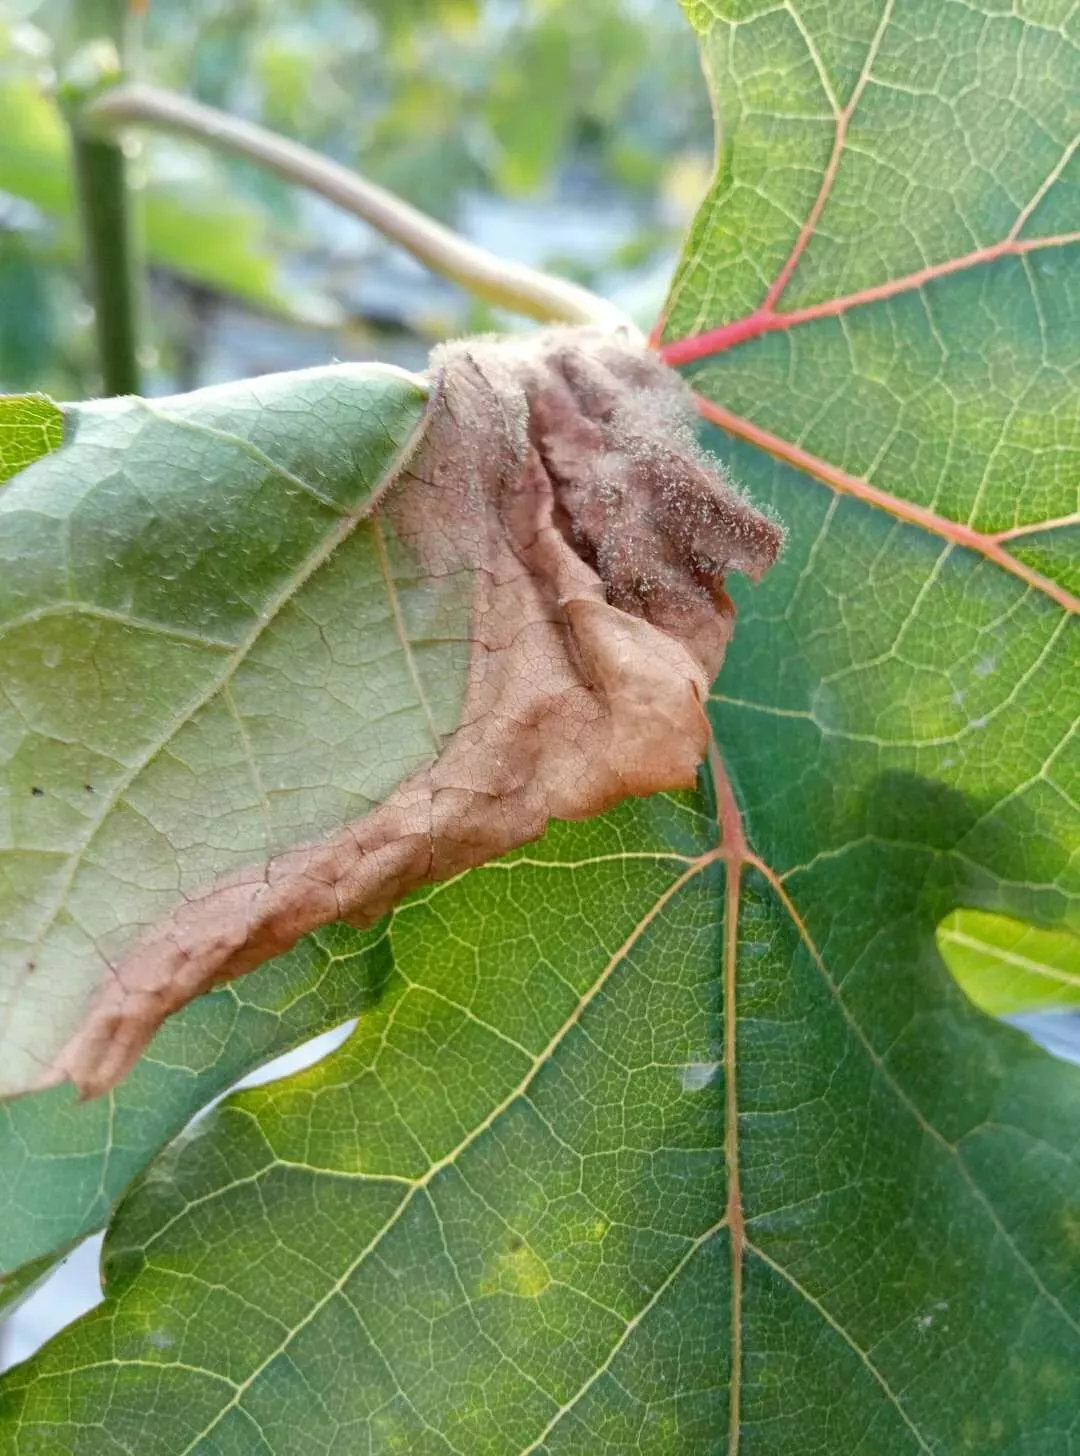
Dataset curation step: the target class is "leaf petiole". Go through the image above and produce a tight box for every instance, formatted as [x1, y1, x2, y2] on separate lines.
[83, 83, 635, 333]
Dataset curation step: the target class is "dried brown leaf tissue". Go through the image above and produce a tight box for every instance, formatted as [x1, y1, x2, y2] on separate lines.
[46, 325, 783, 1096]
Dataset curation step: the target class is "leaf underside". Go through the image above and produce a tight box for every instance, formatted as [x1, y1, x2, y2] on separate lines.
[2, 1, 1080, 1452]
[0, 362, 434, 1097]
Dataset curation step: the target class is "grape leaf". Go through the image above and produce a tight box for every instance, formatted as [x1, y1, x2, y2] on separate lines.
[0, 396, 62, 486]
[0, 328, 778, 1102]
[0, 363, 435, 1295]
[0, 362, 439, 1098]
[0, 322, 781, 1324]
[938, 908, 1080, 1016]
[0, 918, 393, 1313]
[2, 0, 1079, 1450]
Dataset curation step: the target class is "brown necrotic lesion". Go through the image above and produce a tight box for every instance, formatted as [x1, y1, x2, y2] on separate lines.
[44, 325, 784, 1099]
[516, 328, 782, 663]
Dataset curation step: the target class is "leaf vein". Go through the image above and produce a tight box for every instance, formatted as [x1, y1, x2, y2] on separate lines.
[746, 1240, 934, 1452]
[167, 857, 718, 1453]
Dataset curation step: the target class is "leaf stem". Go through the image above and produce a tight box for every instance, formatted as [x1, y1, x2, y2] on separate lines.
[67, 3, 142, 396]
[71, 134, 140, 395]
[84, 83, 634, 332]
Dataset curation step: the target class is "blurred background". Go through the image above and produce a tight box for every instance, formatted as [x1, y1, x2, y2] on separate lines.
[0, 0, 714, 398]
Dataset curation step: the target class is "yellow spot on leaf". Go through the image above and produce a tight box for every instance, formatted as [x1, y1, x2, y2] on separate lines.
[481, 1238, 552, 1299]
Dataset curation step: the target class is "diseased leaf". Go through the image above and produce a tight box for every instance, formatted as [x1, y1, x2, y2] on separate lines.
[0, 396, 62, 485]
[3, 1, 1080, 1448]
[0, 327, 781, 1100]
[0, 917, 394, 1303]
[0, 798, 736, 1450]
[938, 908, 1080, 1016]
[0, 361, 430, 1099]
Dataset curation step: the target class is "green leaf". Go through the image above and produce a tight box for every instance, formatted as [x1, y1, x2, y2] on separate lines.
[0, 395, 62, 485]
[3, 2, 1080, 1450]
[0, 361, 430, 1097]
[0, 918, 393, 1303]
[0, 362, 432, 1291]
[938, 908, 1080, 1017]
[1, 799, 737, 1448]
[0, 327, 776, 1296]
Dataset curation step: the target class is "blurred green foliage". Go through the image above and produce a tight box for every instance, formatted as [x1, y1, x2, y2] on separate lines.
[0, 0, 711, 394]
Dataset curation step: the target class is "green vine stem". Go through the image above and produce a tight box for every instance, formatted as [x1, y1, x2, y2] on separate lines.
[85, 83, 635, 333]
[65, 3, 143, 396]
